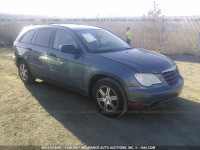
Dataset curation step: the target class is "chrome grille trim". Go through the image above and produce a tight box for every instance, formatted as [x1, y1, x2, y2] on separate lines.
[162, 66, 180, 86]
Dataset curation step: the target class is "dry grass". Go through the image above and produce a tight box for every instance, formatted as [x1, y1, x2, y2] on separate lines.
[1, 17, 200, 55]
[165, 54, 200, 102]
[0, 49, 84, 146]
[0, 48, 200, 147]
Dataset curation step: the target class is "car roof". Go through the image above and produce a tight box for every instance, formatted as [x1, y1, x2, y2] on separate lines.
[16, 24, 102, 42]
[52, 24, 101, 30]
[29, 24, 101, 30]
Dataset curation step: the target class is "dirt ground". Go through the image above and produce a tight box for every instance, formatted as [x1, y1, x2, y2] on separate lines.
[0, 48, 200, 148]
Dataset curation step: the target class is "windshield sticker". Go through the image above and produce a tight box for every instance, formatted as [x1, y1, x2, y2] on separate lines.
[81, 33, 97, 42]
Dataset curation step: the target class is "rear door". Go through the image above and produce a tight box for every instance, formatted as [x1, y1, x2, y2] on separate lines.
[28, 27, 54, 79]
[15, 29, 36, 65]
[47, 29, 84, 88]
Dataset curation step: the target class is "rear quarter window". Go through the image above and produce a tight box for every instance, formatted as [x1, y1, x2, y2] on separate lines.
[20, 30, 35, 43]
[34, 29, 53, 47]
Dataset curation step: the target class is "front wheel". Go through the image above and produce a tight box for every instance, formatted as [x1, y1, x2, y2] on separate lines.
[92, 78, 125, 117]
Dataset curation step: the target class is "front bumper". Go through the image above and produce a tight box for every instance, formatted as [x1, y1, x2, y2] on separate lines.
[13, 55, 17, 66]
[125, 76, 184, 109]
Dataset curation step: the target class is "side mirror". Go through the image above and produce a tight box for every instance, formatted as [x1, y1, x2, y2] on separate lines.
[60, 45, 80, 54]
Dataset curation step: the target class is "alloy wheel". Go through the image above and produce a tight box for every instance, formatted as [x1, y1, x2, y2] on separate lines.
[96, 86, 118, 112]
[19, 64, 28, 81]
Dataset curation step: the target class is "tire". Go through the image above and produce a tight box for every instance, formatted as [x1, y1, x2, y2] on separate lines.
[92, 78, 125, 117]
[18, 60, 35, 84]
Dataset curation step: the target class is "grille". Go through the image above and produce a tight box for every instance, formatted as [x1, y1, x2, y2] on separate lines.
[162, 67, 180, 86]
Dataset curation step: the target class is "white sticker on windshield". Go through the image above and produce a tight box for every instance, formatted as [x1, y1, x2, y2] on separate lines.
[81, 33, 97, 42]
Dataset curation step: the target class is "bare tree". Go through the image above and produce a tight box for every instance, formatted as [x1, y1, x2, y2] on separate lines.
[148, 1, 162, 17]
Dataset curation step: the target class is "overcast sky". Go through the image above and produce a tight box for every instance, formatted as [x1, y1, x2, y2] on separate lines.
[0, 0, 199, 17]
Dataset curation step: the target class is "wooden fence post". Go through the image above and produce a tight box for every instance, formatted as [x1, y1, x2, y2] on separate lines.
[159, 16, 164, 53]
[9, 18, 14, 44]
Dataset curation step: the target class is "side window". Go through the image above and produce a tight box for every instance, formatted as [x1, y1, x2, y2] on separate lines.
[20, 30, 35, 43]
[53, 29, 78, 50]
[35, 29, 53, 47]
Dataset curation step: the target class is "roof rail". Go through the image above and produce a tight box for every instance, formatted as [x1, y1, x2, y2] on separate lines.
[30, 22, 78, 26]
[30, 23, 44, 26]
[48, 22, 76, 25]
[30, 23, 56, 26]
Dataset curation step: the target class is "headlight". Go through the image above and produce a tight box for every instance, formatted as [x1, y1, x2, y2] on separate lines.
[134, 73, 161, 87]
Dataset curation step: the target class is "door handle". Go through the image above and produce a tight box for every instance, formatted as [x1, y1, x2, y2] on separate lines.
[48, 53, 57, 57]
[27, 48, 32, 51]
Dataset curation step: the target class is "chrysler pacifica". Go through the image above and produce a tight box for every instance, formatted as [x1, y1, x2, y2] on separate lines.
[13, 24, 184, 117]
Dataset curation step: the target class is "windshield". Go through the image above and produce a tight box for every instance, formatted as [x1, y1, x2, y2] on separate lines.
[75, 29, 132, 53]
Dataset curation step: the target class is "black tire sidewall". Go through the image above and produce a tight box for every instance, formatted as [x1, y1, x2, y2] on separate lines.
[92, 79, 124, 117]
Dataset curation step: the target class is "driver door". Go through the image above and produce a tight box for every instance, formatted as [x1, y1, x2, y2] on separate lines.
[47, 29, 83, 88]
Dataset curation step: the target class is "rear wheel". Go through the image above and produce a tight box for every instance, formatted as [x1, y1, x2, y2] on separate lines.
[18, 60, 35, 84]
[92, 78, 124, 117]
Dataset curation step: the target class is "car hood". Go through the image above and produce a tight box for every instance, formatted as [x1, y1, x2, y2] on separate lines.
[98, 48, 175, 73]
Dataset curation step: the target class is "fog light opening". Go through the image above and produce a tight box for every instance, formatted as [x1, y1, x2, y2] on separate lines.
[150, 102, 160, 109]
